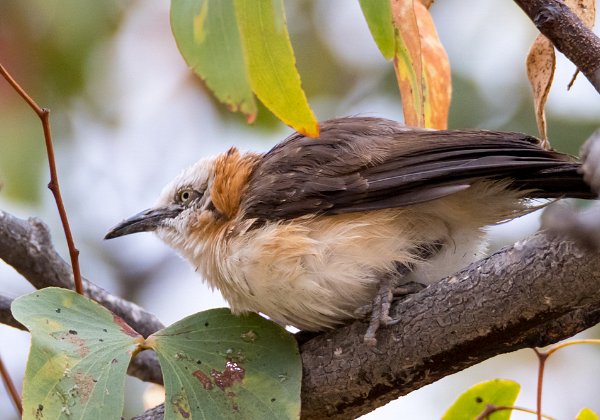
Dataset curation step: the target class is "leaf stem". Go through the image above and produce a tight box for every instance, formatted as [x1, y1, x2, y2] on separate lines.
[0, 62, 84, 295]
[0, 354, 22, 415]
[475, 404, 554, 420]
[532, 339, 600, 420]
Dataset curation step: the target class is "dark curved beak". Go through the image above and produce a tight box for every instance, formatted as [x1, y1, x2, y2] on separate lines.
[104, 205, 183, 240]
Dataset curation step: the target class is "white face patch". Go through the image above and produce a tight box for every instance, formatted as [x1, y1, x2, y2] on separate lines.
[152, 155, 218, 242]
[155, 156, 218, 208]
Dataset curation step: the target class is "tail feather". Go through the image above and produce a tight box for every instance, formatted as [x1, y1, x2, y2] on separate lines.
[505, 164, 595, 199]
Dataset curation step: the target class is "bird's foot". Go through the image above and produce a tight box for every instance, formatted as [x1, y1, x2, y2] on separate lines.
[359, 280, 426, 346]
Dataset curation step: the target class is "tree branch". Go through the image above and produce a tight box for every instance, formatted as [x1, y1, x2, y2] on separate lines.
[2, 210, 599, 418]
[299, 232, 600, 418]
[0, 210, 164, 338]
[513, 0, 600, 93]
[130, 231, 600, 419]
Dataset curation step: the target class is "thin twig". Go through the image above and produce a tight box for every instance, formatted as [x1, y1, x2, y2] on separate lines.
[0, 62, 83, 295]
[475, 404, 554, 420]
[0, 354, 22, 416]
[532, 348, 549, 420]
[533, 339, 600, 420]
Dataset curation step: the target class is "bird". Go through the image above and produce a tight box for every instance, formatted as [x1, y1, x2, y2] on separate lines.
[105, 117, 595, 344]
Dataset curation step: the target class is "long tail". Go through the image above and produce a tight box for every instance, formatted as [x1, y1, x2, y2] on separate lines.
[501, 162, 594, 199]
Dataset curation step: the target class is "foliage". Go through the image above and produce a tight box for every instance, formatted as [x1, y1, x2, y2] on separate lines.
[12, 288, 300, 419]
[443, 379, 520, 420]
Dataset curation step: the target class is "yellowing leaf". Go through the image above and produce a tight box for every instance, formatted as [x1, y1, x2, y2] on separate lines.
[443, 379, 520, 420]
[235, 0, 319, 137]
[11, 288, 143, 420]
[385, 0, 450, 129]
[171, 0, 257, 122]
[526, 34, 555, 148]
[415, 1, 451, 129]
[577, 407, 600, 420]
[391, 0, 425, 127]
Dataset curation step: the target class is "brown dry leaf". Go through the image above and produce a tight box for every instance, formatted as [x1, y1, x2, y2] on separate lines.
[564, 0, 596, 88]
[565, 0, 596, 27]
[526, 34, 555, 149]
[415, 1, 451, 129]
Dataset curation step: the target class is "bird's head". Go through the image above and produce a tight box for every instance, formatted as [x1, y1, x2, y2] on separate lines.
[105, 148, 259, 253]
[104, 155, 219, 248]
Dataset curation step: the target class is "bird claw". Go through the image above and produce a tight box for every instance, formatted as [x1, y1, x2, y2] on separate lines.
[361, 279, 426, 346]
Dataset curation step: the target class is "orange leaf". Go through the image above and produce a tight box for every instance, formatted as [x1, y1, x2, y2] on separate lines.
[415, 2, 451, 129]
[526, 35, 555, 148]
[391, 0, 425, 127]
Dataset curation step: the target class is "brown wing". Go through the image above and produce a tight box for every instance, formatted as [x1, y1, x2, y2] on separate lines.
[241, 117, 592, 221]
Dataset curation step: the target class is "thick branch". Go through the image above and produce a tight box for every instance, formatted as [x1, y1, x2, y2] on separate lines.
[299, 232, 600, 418]
[132, 232, 600, 419]
[0, 210, 164, 338]
[0, 294, 22, 330]
[1, 210, 599, 418]
[513, 0, 600, 92]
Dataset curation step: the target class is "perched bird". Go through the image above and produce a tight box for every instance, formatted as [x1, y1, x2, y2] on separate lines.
[105, 117, 594, 343]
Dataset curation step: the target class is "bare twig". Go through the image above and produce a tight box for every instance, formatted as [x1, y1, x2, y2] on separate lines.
[533, 348, 549, 420]
[0, 62, 84, 295]
[0, 354, 22, 416]
[533, 339, 600, 420]
[475, 404, 554, 420]
[513, 0, 600, 93]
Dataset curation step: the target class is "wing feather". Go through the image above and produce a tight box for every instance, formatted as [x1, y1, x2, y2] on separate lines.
[241, 117, 590, 221]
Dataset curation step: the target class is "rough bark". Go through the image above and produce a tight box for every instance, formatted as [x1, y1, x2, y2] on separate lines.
[0, 210, 164, 338]
[299, 232, 600, 418]
[127, 231, 600, 419]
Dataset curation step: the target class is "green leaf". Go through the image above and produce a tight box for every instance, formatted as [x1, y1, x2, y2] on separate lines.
[11, 287, 143, 420]
[359, 0, 395, 60]
[234, 0, 319, 137]
[170, 0, 257, 122]
[147, 308, 301, 420]
[577, 408, 600, 420]
[442, 379, 520, 420]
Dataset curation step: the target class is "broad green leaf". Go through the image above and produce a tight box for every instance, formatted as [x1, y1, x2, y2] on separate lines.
[11, 287, 143, 420]
[171, 0, 257, 122]
[442, 379, 520, 420]
[147, 308, 301, 420]
[577, 408, 600, 420]
[235, 0, 319, 137]
[359, 0, 395, 60]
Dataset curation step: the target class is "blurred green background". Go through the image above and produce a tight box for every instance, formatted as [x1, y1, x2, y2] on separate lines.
[0, 0, 599, 418]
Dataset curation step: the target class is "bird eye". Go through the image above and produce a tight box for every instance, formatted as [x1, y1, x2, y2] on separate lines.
[176, 188, 199, 205]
